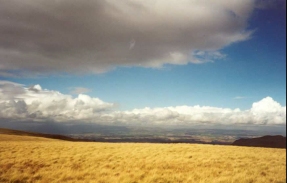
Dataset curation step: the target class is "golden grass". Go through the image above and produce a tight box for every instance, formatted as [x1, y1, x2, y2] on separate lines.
[0, 134, 286, 183]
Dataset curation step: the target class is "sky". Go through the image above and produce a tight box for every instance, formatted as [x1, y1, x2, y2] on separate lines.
[0, 0, 286, 133]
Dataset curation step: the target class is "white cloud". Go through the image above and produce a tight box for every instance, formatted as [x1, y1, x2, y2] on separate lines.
[111, 102, 285, 125]
[0, 0, 257, 76]
[250, 97, 286, 125]
[0, 81, 114, 122]
[0, 81, 285, 126]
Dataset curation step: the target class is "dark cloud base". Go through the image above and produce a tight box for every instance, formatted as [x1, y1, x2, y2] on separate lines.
[0, 0, 255, 76]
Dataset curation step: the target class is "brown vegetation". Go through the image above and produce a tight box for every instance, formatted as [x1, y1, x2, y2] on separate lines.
[0, 134, 286, 183]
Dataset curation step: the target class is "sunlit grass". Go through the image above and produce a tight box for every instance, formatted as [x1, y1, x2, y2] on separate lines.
[0, 134, 286, 183]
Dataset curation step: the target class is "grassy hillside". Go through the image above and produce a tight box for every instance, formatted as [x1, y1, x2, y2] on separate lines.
[0, 134, 286, 183]
[0, 128, 79, 141]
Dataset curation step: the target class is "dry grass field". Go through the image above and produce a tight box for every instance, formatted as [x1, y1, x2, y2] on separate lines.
[0, 134, 286, 183]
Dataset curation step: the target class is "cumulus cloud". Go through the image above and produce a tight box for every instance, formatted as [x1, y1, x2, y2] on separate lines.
[0, 81, 25, 100]
[251, 97, 286, 125]
[0, 81, 285, 126]
[0, 81, 114, 121]
[0, 0, 258, 76]
[111, 102, 286, 125]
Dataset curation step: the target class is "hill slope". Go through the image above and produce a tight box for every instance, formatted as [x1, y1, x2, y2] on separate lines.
[0, 135, 286, 183]
[0, 128, 78, 141]
[232, 135, 286, 149]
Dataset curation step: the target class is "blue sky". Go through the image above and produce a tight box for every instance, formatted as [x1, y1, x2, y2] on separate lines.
[0, 0, 285, 130]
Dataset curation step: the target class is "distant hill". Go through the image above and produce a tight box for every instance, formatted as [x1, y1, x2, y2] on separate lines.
[232, 135, 286, 149]
[0, 128, 82, 141]
[2, 128, 286, 148]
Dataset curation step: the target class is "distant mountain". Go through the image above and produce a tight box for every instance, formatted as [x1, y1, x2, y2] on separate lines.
[0, 128, 84, 141]
[232, 135, 286, 149]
